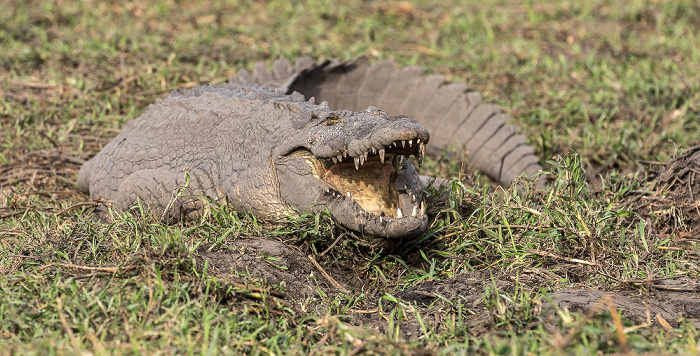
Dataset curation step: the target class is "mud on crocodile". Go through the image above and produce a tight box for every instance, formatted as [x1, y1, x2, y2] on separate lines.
[78, 57, 541, 238]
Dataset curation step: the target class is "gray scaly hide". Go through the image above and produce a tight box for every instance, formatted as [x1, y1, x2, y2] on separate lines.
[231, 57, 541, 186]
[78, 85, 431, 238]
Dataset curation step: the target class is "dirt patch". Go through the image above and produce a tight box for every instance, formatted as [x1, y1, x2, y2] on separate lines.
[197, 242, 528, 337]
[0, 149, 92, 223]
[628, 146, 700, 239]
[196, 241, 700, 337]
[549, 289, 689, 326]
[397, 273, 699, 332]
[195, 237, 370, 315]
[0, 150, 84, 203]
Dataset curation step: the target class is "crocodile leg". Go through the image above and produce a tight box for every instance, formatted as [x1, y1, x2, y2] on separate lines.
[114, 168, 222, 222]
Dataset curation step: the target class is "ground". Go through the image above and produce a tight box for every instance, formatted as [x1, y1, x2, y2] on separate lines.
[1, 0, 700, 354]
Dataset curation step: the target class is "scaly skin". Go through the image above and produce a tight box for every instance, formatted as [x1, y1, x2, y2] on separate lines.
[78, 84, 431, 238]
[234, 57, 543, 187]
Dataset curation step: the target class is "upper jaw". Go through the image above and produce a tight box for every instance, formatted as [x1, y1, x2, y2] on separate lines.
[330, 137, 427, 170]
[307, 113, 430, 165]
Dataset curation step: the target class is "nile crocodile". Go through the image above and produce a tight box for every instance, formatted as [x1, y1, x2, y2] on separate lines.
[78, 85, 431, 237]
[78, 57, 541, 238]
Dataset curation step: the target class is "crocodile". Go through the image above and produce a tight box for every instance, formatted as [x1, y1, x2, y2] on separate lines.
[78, 57, 542, 238]
[78, 85, 431, 238]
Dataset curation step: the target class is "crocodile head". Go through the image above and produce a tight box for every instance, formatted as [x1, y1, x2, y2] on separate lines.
[274, 105, 430, 238]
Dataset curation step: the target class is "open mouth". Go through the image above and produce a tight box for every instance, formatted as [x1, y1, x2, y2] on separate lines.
[282, 124, 430, 237]
[321, 139, 426, 220]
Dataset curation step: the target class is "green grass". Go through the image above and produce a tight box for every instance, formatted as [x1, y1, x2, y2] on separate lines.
[2, 0, 700, 354]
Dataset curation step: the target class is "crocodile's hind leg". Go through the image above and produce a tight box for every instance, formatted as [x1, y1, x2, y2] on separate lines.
[113, 169, 222, 222]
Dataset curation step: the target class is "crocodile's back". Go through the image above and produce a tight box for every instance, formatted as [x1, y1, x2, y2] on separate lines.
[79, 85, 297, 201]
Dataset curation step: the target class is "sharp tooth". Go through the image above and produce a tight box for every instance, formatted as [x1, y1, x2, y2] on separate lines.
[354, 157, 360, 170]
[408, 139, 412, 147]
[359, 155, 365, 166]
[411, 205, 417, 217]
[393, 155, 404, 171]
[332, 157, 338, 164]
[363, 151, 368, 161]
[379, 216, 383, 223]
[418, 143, 425, 166]
[417, 138, 421, 144]
[379, 149, 385, 163]
[344, 151, 348, 158]
[401, 140, 406, 148]
[371, 146, 376, 154]
[337, 154, 343, 162]
[411, 193, 416, 202]
[396, 208, 403, 218]
[420, 201, 425, 214]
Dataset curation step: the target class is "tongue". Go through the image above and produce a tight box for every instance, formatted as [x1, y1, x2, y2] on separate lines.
[323, 160, 398, 217]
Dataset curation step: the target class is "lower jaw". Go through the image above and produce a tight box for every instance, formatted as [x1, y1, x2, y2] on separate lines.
[322, 189, 428, 238]
[320, 157, 428, 237]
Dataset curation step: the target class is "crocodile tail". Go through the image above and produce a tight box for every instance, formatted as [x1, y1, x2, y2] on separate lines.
[229, 57, 317, 92]
[230, 58, 542, 187]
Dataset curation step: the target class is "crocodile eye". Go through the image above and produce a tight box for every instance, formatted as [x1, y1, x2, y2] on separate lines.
[323, 115, 340, 126]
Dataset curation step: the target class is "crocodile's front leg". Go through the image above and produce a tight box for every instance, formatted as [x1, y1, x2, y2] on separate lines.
[114, 168, 222, 222]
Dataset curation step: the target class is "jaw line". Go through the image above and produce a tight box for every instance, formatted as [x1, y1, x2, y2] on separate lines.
[321, 187, 428, 238]
[318, 156, 428, 238]
[277, 148, 428, 238]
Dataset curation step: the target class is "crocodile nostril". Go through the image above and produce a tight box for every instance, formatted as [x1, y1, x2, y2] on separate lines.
[323, 115, 340, 126]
